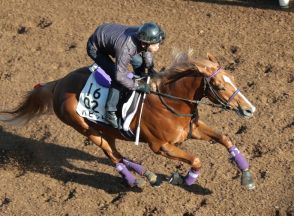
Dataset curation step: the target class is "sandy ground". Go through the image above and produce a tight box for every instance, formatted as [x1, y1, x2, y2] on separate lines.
[0, 0, 293, 215]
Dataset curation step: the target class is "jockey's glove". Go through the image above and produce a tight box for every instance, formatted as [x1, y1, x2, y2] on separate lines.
[136, 83, 150, 94]
[148, 68, 157, 77]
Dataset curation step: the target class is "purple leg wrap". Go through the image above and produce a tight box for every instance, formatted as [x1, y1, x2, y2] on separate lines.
[122, 158, 145, 175]
[184, 169, 200, 186]
[229, 146, 249, 171]
[116, 163, 136, 186]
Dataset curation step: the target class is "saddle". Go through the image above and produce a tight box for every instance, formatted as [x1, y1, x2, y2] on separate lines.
[76, 63, 142, 139]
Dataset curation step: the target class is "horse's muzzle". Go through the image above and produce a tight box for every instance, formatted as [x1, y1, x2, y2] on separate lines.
[238, 105, 256, 118]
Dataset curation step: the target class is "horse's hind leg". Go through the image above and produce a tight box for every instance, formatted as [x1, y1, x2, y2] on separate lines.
[94, 135, 156, 186]
[89, 134, 146, 188]
[89, 134, 149, 182]
[78, 128, 143, 187]
[121, 158, 158, 185]
[88, 134, 121, 163]
[191, 120, 255, 190]
[60, 107, 146, 187]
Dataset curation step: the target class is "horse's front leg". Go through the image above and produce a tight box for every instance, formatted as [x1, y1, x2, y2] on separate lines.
[149, 142, 202, 186]
[191, 120, 255, 190]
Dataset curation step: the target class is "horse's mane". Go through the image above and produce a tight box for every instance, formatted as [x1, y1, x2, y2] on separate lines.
[154, 50, 217, 86]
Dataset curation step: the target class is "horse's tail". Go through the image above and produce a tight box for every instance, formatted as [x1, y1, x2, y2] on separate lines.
[0, 80, 58, 126]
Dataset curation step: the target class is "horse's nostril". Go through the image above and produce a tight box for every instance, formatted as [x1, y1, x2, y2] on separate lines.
[246, 109, 253, 114]
[243, 106, 256, 117]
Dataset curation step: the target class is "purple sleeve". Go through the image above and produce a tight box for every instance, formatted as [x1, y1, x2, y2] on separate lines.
[115, 48, 136, 90]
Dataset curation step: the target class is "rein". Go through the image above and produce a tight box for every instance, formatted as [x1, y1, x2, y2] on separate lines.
[150, 90, 201, 105]
[150, 90, 200, 117]
[158, 92, 197, 117]
[149, 67, 241, 116]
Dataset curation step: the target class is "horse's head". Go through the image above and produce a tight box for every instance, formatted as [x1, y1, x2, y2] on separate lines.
[154, 51, 256, 118]
[195, 53, 256, 118]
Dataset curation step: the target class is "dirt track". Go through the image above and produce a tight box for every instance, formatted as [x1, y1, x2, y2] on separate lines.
[0, 0, 293, 215]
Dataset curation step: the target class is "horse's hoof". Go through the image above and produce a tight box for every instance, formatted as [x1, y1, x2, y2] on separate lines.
[241, 170, 255, 190]
[134, 178, 146, 188]
[168, 172, 183, 185]
[144, 170, 158, 184]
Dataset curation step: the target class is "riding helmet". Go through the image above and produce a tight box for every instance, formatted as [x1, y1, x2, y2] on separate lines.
[136, 22, 165, 44]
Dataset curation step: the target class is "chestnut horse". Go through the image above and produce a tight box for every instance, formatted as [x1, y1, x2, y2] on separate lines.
[0, 51, 256, 190]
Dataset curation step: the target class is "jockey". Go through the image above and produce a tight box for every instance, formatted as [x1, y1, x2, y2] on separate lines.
[86, 22, 165, 128]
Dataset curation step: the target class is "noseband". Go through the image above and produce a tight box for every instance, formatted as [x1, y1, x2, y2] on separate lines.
[204, 67, 240, 110]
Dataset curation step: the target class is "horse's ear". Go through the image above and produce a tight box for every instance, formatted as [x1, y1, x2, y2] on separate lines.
[195, 63, 211, 76]
[207, 53, 219, 65]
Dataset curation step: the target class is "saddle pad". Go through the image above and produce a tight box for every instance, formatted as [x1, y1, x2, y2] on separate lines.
[76, 66, 142, 132]
[76, 71, 109, 123]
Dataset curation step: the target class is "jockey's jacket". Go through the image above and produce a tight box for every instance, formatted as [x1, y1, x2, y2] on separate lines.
[87, 23, 153, 90]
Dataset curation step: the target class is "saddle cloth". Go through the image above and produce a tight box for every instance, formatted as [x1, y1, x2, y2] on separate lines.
[76, 64, 142, 134]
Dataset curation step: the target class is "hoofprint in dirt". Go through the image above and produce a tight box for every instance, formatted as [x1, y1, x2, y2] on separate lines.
[0, 0, 293, 215]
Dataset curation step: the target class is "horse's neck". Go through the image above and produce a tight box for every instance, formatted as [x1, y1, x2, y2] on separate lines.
[160, 75, 203, 101]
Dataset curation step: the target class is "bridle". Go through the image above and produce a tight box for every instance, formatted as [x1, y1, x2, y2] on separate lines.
[150, 67, 240, 117]
[204, 67, 240, 110]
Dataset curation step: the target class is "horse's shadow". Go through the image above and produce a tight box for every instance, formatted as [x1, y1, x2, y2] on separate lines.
[188, 0, 294, 11]
[0, 128, 212, 195]
[0, 128, 142, 194]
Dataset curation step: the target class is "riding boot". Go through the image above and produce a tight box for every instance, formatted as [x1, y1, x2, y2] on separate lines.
[105, 87, 120, 128]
